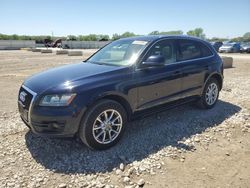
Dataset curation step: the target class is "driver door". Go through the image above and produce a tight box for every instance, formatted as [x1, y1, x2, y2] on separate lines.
[135, 39, 183, 110]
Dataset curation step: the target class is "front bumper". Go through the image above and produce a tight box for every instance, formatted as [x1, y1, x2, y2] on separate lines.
[18, 86, 86, 137]
[19, 103, 86, 137]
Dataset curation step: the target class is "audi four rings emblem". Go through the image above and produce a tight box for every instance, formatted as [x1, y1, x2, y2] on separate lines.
[19, 91, 27, 103]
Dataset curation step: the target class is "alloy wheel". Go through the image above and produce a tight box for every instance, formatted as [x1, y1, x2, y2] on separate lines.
[205, 82, 218, 105]
[92, 109, 123, 144]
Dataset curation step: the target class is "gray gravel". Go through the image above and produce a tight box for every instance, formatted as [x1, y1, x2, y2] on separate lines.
[16, 101, 241, 173]
[1, 93, 248, 187]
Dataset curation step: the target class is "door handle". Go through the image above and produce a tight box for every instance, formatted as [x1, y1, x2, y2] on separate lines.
[173, 70, 181, 75]
[149, 81, 156, 84]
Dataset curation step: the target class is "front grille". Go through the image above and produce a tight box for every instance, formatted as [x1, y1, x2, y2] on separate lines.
[18, 86, 33, 110]
[18, 85, 36, 123]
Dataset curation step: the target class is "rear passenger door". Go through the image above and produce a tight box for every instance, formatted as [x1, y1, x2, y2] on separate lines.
[177, 39, 214, 97]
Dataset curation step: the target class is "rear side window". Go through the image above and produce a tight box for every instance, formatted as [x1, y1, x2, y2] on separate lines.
[200, 43, 213, 57]
[177, 39, 213, 61]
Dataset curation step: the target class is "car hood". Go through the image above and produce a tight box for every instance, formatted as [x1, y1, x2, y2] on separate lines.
[23, 62, 128, 94]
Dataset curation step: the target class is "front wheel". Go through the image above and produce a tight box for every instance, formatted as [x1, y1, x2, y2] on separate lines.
[197, 78, 220, 109]
[78, 99, 127, 150]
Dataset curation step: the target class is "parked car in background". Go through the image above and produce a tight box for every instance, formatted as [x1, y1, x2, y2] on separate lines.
[18, 35, 223, 150]
[240, 42, 250, 53]
[219, 43, 241, 53]
[210, 41, 223, 52]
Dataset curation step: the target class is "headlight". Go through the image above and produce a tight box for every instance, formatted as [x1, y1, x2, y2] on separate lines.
[39, 93, 76, 106]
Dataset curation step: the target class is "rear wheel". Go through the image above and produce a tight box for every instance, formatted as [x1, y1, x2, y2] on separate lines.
[197, 78, 219, 109]
[78, 99, 127, 150]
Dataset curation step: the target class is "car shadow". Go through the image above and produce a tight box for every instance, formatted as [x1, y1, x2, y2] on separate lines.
[25, 100, 241, 174]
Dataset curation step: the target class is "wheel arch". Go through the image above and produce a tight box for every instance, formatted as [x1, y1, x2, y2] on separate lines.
[202, 72, 223, 94]
[99, 94, 132, 120]
[83, 92, 133, 121]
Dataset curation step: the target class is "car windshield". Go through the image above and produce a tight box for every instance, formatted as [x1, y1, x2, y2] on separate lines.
[87, 39, 149, 66]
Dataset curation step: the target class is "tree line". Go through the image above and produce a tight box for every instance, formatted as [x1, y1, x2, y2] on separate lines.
[1, 28, 250, 42]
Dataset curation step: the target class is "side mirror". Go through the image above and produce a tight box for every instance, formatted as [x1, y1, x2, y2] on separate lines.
[141, 55, 165, 68]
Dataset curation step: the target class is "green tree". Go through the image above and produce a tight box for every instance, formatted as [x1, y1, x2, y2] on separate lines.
[209, 37, 227, 42]
[230, 37, 243, 42]
[243, 32, 250, 38]
[149, 30, 183, 35]
[67, 35, 77, 41]
[121, 32, 136, 38]
[112, 33, 121, 40]
[85, 34, 97, 41]
[78, 35, 86, 41]
[98, 35, 109, 41]
[187, 28, 206, 39]
[111, 32, 137, 40]
[0, 33, 8, 40]
[160, 30, 183, 35]
[149, 31, 160, 35]
[12, 34, 19, 40]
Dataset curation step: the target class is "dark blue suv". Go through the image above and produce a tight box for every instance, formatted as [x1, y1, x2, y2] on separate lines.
[18, 35, 223, 150]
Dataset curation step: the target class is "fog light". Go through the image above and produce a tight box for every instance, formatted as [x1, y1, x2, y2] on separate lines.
[51, 122, 65, 129]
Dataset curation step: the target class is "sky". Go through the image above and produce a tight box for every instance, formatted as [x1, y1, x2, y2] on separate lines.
[0, 0, 250, 38]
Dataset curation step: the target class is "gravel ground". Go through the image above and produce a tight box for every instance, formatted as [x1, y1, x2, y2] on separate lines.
[0, 50, 249, 188]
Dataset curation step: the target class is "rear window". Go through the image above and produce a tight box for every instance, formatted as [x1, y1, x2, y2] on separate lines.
[177, 40, 213, 61]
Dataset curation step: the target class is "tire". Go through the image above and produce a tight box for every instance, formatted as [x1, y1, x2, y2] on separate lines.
[197, 78, 220, 109]
[78, 99, 127, 150]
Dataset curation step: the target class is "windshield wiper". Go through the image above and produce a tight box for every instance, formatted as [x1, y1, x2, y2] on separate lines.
[86, 61, 121, 66]
[86, 61, 106, 65]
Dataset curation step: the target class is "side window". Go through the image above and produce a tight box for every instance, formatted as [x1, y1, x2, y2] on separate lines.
[200, 43, 213, 57]
[145, 40, 176, 65]
[177, 40, 202, 61]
